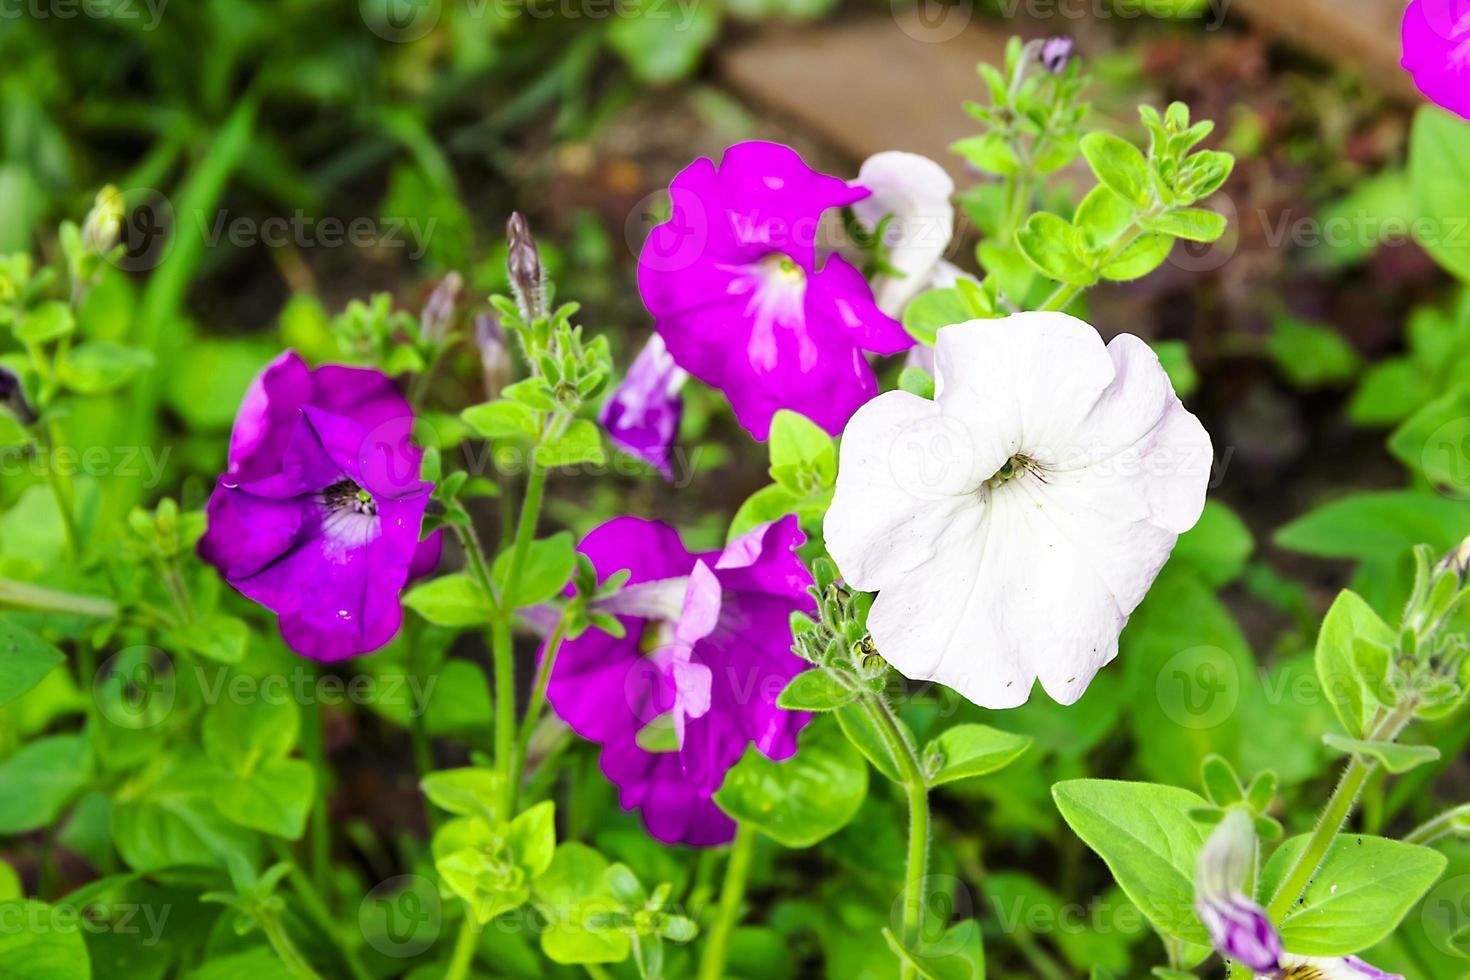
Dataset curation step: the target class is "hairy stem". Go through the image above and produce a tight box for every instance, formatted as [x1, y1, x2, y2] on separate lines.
[493, 462, 548, 816]
[0, 578, 116, 618]
[444, 913, 480, 980]
[514, 614, 566, 781]
[698, 821, 757, 980]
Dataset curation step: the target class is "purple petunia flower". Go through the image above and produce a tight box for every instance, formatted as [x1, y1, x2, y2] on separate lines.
[545, 514, 815, 846]
[1402, 0, 1470, 119]
[600, 334, 688, 481]
[638, 141, 913, 442]
[199, 351, 440, 662]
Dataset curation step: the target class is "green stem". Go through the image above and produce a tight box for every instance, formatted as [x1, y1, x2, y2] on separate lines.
[0, 578, 116, 618]
[444, 913, 480, 980]
[272, 847, 371, 980]
[494, 462, 548, 816]
[1403, 803, 1470, 847]
[698, 821, 757, 980]
[514, 614, 566, 780]
[299, 685, 331, 895]
[35, 423, 82, 561]
[584, 966, 614, 980]
[1265, 702, 1418, 921]
[260, 910, 324, 980]
[857, 693, 930, 977]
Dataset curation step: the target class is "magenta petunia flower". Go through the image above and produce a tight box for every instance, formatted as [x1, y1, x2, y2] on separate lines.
[638, 141, 913, 442]
[545, 515, 815, 846]
[1402, 0, 1470, 119]
[600, 334, 687, 481]
[199, 351, 440, 661]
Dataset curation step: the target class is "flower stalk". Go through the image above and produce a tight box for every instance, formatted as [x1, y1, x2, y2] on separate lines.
[697, 821, 757, 980]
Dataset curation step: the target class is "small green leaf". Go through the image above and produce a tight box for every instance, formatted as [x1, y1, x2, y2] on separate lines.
[713, 717, 868, 848]
[214, 758, 315, 839]
[534, 843, 632, 965]
[769, 410, 834, 471]
[0, 900, 91, 978]
[421, 768, 500, 822]
[1080, 132, 1152, 208]
[1321, 734, 1440, 774]
[882, 920, 984, 980]
[56, 341, 154, 395]
[0, 617, 64, 706]
[492, 531, 576, 607]
[463, 399, 539, 440]
[1016, 213, 1097, 286]
[834, 703, 903, 783]
[903, 287, 976, 346]
[728, 484, 800, 542]
[950, 132, 1019, 177]
[402, 573, 493, 626]
[898, 366, 935, 399]
[0, 734, 92, 834]
[14, 302, 76, 344]
[538, 418, 605, 468]
[776, 670, 859, 712]
[924, 724, 1032, 786]
[1315, 589, 1394, 739]
[1144, 208, 1227, 242]
[1099, 233, 1173, 281]
[509, 801, 558, 878]
[202, 696, 299, 770]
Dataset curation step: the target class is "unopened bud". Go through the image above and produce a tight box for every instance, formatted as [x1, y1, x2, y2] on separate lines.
[1439, 534, 1470, 580]
[420, 271, 463, 343]
[475, 313, 511, 401]
[82, 185, 125, 255]
[1039, 37, 1073, 74]
[0, 365, 36, 425]
[506, 212, 545, 321]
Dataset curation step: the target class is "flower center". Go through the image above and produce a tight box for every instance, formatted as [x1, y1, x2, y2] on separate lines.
[985, 454, 1045, 490]
[760, 251, 806, 285]
[318, 478, 381, 559]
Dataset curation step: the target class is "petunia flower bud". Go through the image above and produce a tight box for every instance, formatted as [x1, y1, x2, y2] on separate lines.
[1039, 36, 1074, 74]
[600, 334, 687, 481]
[0, 364, 36, 425]
[474, 313, 511, 401]
[81, 184, 125, 256]
[420, 271, 463, 344]
[506, 212, 545, 322]
[1194, 809, 1282, 972]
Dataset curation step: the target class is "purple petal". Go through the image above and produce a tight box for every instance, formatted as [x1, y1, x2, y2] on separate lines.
[1402, 1, 1470, 120]
[1196, 896, 1282, 972]
[1342, 956, 1404, 979]
[601, 334, 686, 480]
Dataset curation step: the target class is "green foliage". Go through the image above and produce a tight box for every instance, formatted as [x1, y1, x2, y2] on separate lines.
[714, 718, 868, 847]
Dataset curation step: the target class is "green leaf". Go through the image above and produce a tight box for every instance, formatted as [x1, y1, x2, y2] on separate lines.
[1099, 233, 1173, 281]
[213, 758, 315, 839]
[714, 717, 868, 848]
[1144, 208, 1227, 243]
[882, 920, 984, 980]
[902, 287, 976, 346]
[923, 724, 1032, 786]
[538, 418, 605, 468]
[1409, 106, 1470, 282]
[111, 753, 259, 872]
[1080, 132, 1152, 208]
[1073, 185, 1134, 248]
[1261, 835, 1448, 955]
[898, 366, 935, 399]
[534, 843, 632, 964]
[0, 734, 91, 834]
[493, 531, 576, 607]
[1275, 491, 1470, 561]
[769, 410, 834, 474]
[776, 670, 858, 712]
[14, 302, 76, 344]
[728, 484, 801, 542]
[509, 801, 558, 878]
[0, 617, 63, 706]
[1149, 340, 1198, 398]
[1321, 734, 1440, 774]
[462, 399, 539, 440]
[834, 702, 903, 783]
[164, 614, 248, 664]
[1314, 589, 1394, 739]
[56, 342, 153, 395]
[421, 768, 500, 822]
[1389, 384, 1470, 492]
[1052, 779, 1210, 945]
[1266, 315, 1361, 389]
[1016, 213, 1097, 286]
[1169, 500, 1251, 586]
[0, 900, 91, 979]
[950, 132, 1019, 177]
[202, 695, 299, 771]
[606, 0, 721, 84]
[1349, 359, 1429, 426]
[402, 573, 493, 626]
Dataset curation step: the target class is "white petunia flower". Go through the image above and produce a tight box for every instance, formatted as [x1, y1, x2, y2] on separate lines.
[823, 311, 1212, 708]
[852, 151, 964, 317]
[1260, 956, 1403, 979]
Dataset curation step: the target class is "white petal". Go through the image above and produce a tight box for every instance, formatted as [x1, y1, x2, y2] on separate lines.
[852, 152, 955, 317]
[824, 391, 1004, 591]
